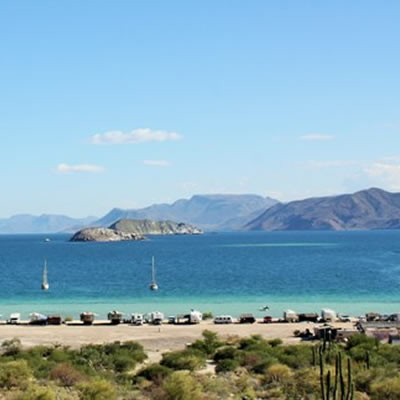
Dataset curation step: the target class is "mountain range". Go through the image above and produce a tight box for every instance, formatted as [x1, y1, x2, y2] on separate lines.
[5, 188, 400, 234]
[245, 188, 400, 231]
[0, 214, 97, 234]
[95, 194, 278, 231]
[0, 194, 277, 233]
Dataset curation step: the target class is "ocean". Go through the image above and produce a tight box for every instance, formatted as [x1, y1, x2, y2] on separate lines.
[0, 231, 399, 319]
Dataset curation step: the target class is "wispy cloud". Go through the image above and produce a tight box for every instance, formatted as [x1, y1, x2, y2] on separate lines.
[306, 160, 358, 168]
[56, 163, 105, 173]
[364, 162, 400, 190]
[143, 160, 170, 167]
[90, 128, 183, 145]
[299, 134, 334, 141]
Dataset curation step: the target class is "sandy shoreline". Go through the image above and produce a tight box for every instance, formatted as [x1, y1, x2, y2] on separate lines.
[0, 320, 354, 363]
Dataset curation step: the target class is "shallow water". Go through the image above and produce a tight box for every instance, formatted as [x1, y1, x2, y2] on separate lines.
[0, 231, 399, 319]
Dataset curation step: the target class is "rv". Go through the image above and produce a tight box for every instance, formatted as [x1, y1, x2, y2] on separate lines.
[145, 311, 164, 325]
[8, 313, 21, 325]
[283, 310, 299, 323]
[80, 312, 96, 325]
[108, 310, 124, 325]
[131, 313, 144, 325]
[321, 308, 337, 322]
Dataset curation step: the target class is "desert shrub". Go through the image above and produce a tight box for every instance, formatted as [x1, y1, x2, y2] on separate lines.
[292, 368, 320, 396]
[189, 330, 223, 356]
[202, 312, 213, 320]
[48, 347, 72, 363]
[161, 349, 206, 371]
[268, 339, 283, 347]
[136, 363, 172, 383]
[346, 334, 379, 351]
[263, 363, 292, 384]
[50, 362, 85, 386]
[1, 337, 22, 356]
[78, 378, 117, 400]
[0, 359, 32, 389]
[15, 384, 56, 400]
[214, 346, 239, 362]
[163, 371, 203, 400]
[72, 341, 146, 374]
[275, 345, 312, 369]
[370, 376, 400, 399]
[215, 358, 240, 373]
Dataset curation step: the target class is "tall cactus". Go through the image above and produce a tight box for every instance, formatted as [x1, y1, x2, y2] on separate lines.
[320, 352, 353, 400]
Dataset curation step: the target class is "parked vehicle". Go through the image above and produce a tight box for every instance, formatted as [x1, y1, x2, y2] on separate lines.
[8, 313, 21, 324]
[338, 314, 351, 322]
[321, 308, 337, 322]
[29, 312, 48, 325]
[263, 316, 273, 323]
[298, 313, 319, 322]
[167, 316, 176, 324]
[185, 310, 202, 324]
[80, 312, 96, 325]
[283, 310, 299, 323]
[47, 315, 63, 325]
[108, 310, 124, 325]
[214, 315, 234, 324]
[145, 311, 164, 325]
[131, 313, 144, 325]
[239, 313, 256, 324]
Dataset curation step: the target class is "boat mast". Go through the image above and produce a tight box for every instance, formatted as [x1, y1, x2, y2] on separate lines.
[151, 256, 156, 284]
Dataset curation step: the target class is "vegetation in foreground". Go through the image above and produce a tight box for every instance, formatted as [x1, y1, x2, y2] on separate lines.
[0, 331, 399, 399]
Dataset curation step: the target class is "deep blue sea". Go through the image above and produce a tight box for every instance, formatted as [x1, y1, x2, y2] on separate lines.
[1, 231, 400, 319]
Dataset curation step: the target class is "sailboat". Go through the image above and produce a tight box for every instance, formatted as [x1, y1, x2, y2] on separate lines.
[41, 259, 49, 291]
[149, 256, 158, 291]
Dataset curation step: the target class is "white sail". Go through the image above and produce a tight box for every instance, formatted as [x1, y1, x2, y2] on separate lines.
[150, 256, 158, 291]
[41, 259, 49, 291]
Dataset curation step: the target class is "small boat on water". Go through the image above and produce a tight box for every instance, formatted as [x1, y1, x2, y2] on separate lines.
[41, 259, 49, 291]
[149, 256, 158, 291]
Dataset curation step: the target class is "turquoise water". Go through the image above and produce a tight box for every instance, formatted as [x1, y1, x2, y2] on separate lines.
[1, 231, 400, 319]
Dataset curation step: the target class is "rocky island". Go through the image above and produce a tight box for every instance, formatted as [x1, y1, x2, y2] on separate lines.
[70, 219, 202, 242]
[70, 227, 145, 242]
[109, 219, 203, 235]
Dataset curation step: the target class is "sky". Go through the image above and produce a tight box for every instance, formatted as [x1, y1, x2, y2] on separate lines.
[1, 1, 400, 218]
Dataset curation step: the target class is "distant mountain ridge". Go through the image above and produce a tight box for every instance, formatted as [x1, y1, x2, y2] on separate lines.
[95, 194, 278, 231]
[110, 219, 202, 235]
[245, 188, 400, 231]
[0, 214, 97, 234]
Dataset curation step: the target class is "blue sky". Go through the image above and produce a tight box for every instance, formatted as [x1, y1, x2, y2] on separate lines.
[1, 1, 400, 218]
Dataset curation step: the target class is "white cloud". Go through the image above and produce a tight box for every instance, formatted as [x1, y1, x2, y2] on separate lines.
[364, 162, 400, 190]
[143, 160, 170, 167]
[90, 128, 183, 145]
[306, 160, 358, 168]
[56, 163, 105, 173]
[299, 134, 334, 141]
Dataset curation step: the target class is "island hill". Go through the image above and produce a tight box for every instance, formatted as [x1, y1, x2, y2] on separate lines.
[70, 219, 203, 242]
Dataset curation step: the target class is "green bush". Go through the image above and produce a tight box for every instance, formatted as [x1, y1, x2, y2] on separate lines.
[0, 359, 32, 389]
[136, 363, 172, 382]
[215, 358, 240, 373]
[78, 378, 117, 400]
[189, 330, 223, 357]
[163, 371, 203, 400]
[15, 384, 56, 400]
[161, 349, 206, 371]
[202, 312, 214, 320]
[370, 377, 400, 399]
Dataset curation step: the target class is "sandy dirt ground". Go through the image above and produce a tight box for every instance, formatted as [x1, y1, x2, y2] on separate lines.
[0, 320, 354, 363]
